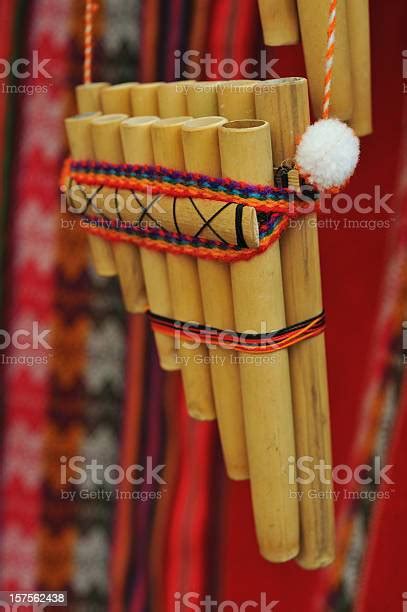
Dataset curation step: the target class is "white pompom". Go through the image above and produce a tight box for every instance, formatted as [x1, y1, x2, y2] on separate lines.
[295, 118, 360, 190]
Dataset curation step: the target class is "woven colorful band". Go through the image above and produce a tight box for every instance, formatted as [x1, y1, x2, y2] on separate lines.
[66, 159, 319, 215]
[147, 310, 326, 354]
[78, 213, 287, 262]
[62, 158, 319, 262]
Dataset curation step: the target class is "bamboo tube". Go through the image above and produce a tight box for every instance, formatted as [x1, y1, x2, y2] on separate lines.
[347, 0, 372, 136]
[296, 0, 353, 120]
[131, 82, 162, 116]
[76, 82, 110, 113]
[182, 116, 249, 480]
[258, 0, 299, 46]
[120, 116, 159, 166]
[152, 117, 216, 421]
[219, 120, 299, 562]
[120, 116, 179, 371]
[66, 182, 259, 248]
[187, 82, 219, 117]
[101, 83, 137, 115]
[73, 84, 117, 277]
[65, 112, 117, 277]
[100, 83, 148, 313]
[255, 77, 309, 162]
[64, 114, 101, 207]
[217, 81, 257, 120]
[255, 77, 335, 568]
[91, 114, 147, 313]
[157, 81, 195, 118]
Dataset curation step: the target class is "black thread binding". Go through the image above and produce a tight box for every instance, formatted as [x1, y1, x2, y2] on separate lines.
[173, 197, 181, 234]
[235, 204, 247, 248]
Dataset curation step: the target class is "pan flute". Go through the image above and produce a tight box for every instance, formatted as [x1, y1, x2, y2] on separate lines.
[63, 78, 335, 567]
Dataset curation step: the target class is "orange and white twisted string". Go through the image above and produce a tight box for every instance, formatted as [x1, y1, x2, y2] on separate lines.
[322, 0, 337, 119]
[83, 0, 98, 84]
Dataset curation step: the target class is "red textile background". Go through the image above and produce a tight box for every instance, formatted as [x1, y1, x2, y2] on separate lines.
[0, 0, 405, 609]
[355, 379, 407, 612]
[218, 1, 406, 611]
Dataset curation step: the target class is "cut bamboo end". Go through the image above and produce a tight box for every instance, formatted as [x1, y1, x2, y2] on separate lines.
[151, 116, 216, 421]
[255, 78, 310, 164]
[91, 113, 147, 314]
[258, 0, 300, 46]
[220, 120, 274, 183]
[182, 116, 227, 172]
[101, 82, 138, 115]
[75, 82, 110, 113]
[219, 119, 300, 561]
[65, 112, 117, 278]
[120, 116, 159, 163]
[182, 116, 250, 480]
[296, 0, 353, 120]
[182, 115, 225, 132]
[217, 81, 257, 121]
[65, 112, 101, 159]
[130, 82, 162, 116]
[91, 114, 129, 164]
[151, 116, 192, 167]
[186, 82, 220, 118]
[157, 81, 195, 118]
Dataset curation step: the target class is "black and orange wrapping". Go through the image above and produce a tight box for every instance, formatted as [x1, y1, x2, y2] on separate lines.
[148, 310, 326, 354]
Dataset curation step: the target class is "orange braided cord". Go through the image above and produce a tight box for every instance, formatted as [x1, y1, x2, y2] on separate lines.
[322, 0, 337, 119]
[83, 0, 97, 84]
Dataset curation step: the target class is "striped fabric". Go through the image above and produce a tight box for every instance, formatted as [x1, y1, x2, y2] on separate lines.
[0, 1, 405, 611]
[0, 0, 71, 591]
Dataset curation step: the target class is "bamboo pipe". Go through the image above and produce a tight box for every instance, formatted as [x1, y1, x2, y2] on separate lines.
[120, 116, 179, 371]
[219, 120, 299, 562]
[157, 81, 195, 118]
[255, 77, 335, 568]
[258, 0, 299, 46]
[66, 182, 259, 248]
[152, 117, 216, 421]
[91, 114, 147, 313]
[217, 81, 257, 120]
[73, 85, 117, 277]
[296, 0, 353, 120]
[101, 83, 137, 115]
[100, 83, 148, 313]
[130, 82, 162, 116]
[120, 116, 159, 167]
[76, 82, 110, 113]
[347, 0, 372, 136]
[64, 113, 101, 219]
[186, 82, 219, 117]
[182, 116, 249, 480]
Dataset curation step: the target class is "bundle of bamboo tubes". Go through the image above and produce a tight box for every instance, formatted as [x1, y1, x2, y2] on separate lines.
[257, 0, 372, 136]
[64, 77, 335, 567]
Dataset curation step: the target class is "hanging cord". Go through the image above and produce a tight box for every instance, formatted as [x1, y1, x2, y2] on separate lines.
[322, 0, 337, 119]
[83, 0, 98, 84]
